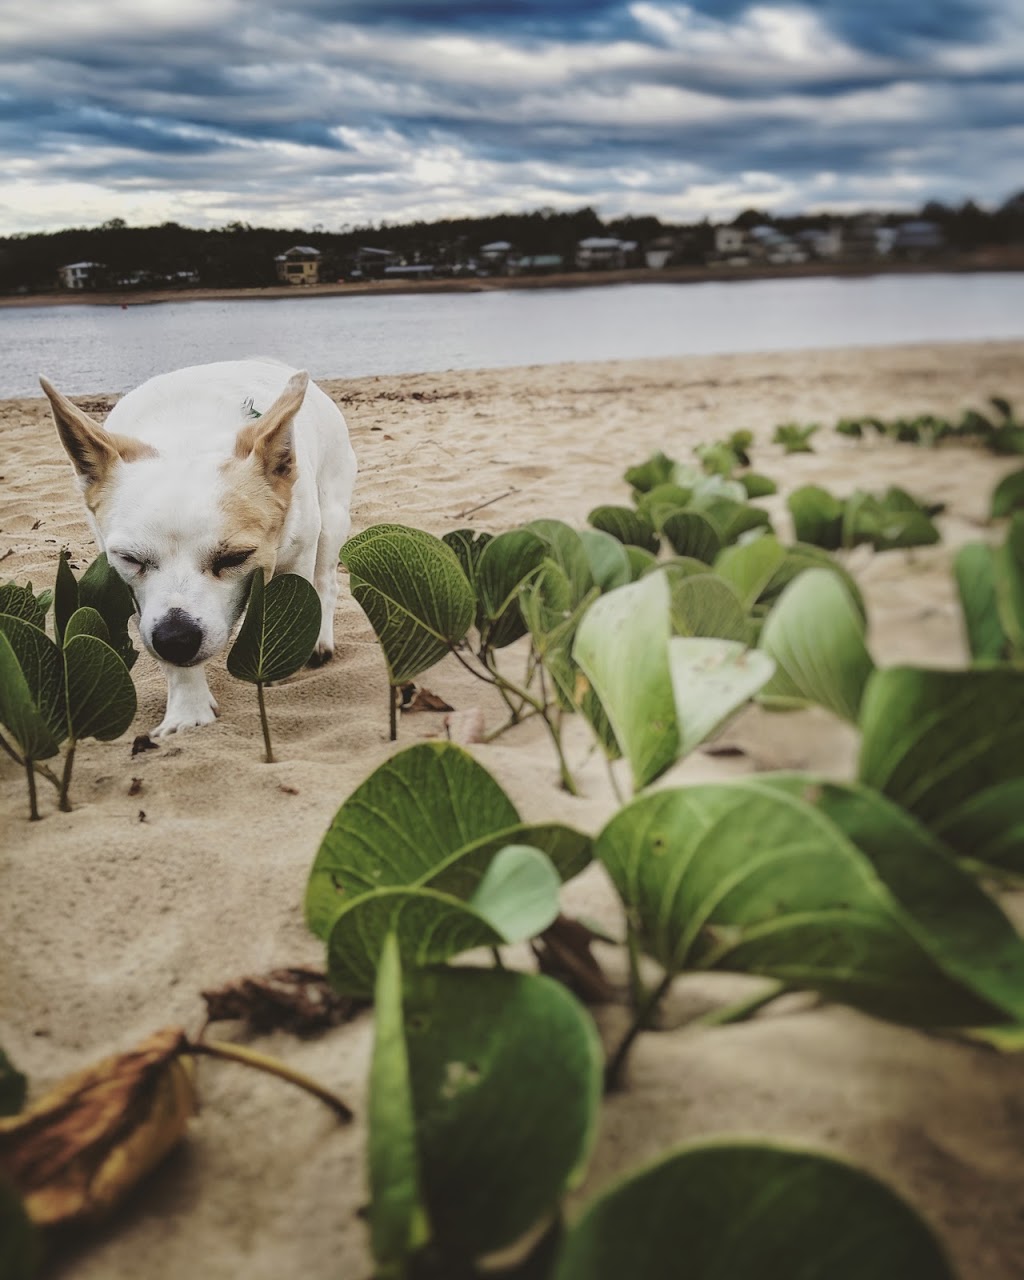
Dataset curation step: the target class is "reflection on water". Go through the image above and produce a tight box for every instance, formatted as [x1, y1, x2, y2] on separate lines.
[1, 272, 1022, 398]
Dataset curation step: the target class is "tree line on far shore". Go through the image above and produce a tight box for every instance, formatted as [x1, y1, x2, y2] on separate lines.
[3, 193, 1023, 295]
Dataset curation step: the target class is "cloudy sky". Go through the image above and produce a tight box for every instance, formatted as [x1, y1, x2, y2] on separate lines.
[2, 0, 1022, 233]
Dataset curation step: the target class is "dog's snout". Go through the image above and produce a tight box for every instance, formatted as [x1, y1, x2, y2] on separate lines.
[151, 609, 203, 665]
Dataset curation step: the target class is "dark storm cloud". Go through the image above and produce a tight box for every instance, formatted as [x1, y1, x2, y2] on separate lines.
[0, 0, 1020, 231]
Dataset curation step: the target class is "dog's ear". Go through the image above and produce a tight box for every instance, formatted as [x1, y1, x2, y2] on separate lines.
[40, 376, 155, 488]
[235, 370, 308, 495]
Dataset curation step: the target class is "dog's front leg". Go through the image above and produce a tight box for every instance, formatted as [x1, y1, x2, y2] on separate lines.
[153, 662, 219, 737]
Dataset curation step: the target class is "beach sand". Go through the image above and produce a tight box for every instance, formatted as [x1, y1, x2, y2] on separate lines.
[2, 341, 1024, 1278]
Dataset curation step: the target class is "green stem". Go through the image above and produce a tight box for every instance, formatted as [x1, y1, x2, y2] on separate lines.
[690, 981, 788, 1028]
[605, 755, 625, 804]
[540, 709, 579, 796]
[388, 682, 397, 742]
[626, 922, 644, 1011]
[25, 758, 40, 821]
[58, 740, 76, 812]
[490, 946, 505, 970]
[0, 730, 24, 767]
[188, 1038, 354, 1121]
[604, 971, 674, 1092]
[257, 682, 274, 762]
[34, 761, 63, 791]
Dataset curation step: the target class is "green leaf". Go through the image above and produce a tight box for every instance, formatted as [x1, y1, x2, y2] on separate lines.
[441, 528, 492, 585]
[739, 472, 777, 498]
[788, 485, 844, 549]
[468, 845, 561, 941]
[475, 528, 546, 650]
[403, 967, 601, 1261]
[573, 573, 678, 790]
[713, 534, 787, 610]
[858, 667, 1024, 867]
[523, 520, 595, 607]
[665, 571, 750, 642]
[624, 545, 658, 580]
[63, 633, 137, 742]
[78, 553, 138, 669]
[425, 822, 592, 900]
[934, 780, 1024, 872]
[341, 526, 475, 685]
[994, 513, 1024, 651]
[700, 497, 772, 546]
[668, 639, 774, 758]
[54, 548, 80, 646]
[759, 542, 866, 619]
[0, 1179, 41, 1280]
[635, 482, 694, 529]
[587, 505, 659, 553]
[368, 934, 429, 1276]
[954, 543, 1008, 663]
[226, 569, 320, 684]
[553, 1141, 954, 1280]
[624, 451, 675, 493]
[759, 569, 875, 723]
[0, 585, 46, 631]
[0, 1047, 26, 1117]
[579, 529, 631, 593]
[596, 781, 1013, 1025]
[327, 886, 504, 994]
[660, 511, 722, 563]
[842, 490, 939, 551]
[991, 466, 1024, 519]
[520, 562, 598, 710]
[63, 606, 110, 646]
[774, 422, 819, 453]
[0, 614, 65, 745]
[305, 742, 520, 938]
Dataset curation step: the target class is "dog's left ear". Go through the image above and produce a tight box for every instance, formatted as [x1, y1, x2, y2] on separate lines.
[236, 371, 309, 494]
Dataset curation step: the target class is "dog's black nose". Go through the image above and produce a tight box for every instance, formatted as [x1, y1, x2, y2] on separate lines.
[151, 609, 203, 665]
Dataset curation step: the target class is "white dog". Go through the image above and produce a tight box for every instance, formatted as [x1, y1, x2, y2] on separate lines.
[41, 358, 357, 738]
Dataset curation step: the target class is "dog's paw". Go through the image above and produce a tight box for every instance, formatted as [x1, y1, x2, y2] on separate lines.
[152, 694, 219, 738]
[307, 645, 334, 669]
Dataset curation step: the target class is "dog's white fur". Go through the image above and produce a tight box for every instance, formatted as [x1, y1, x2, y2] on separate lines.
[41, 358, 357, 737]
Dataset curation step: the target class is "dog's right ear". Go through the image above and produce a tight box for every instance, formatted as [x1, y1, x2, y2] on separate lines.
[40, 376, 154, 489]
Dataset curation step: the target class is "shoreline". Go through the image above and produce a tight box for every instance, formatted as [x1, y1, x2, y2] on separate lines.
[2, 255, 1022, 309]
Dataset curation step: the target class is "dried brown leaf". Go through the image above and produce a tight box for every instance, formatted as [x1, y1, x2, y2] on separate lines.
[0, 1028, 196, 1227]
[534, 915, 620, 1005]
[201, 967, 366, 1037]
[406, 687, 454, 713]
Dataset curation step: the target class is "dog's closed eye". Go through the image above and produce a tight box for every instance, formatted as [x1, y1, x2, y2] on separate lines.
[211, 548, 255, 576]
[112, 550, 153, 573]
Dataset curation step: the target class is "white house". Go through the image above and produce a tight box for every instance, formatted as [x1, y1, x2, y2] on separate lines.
[57, 261, 104, 290]
[575, 237, 636, 269]
[713, 227, 747, 255]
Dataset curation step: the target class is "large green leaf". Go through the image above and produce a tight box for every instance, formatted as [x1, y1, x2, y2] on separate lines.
[0, 1179, 41, 1280]
[788, 485, 844, 549]
[934, 780, 1024, 872]
[53, 548, 79, 646]
[739, 472, 777, 498]
[341, 526, 475, 685]
[523, 520, 594, 607]
[63, 633, 137, 742]
[858, 667, 1024, 866]
[402, 968, 601, 1261]
[587, 505, 659, 553]
[579, 529, 631, 593]
[0, 585, 46, 631]
[994, 513, 1024, 651]
[596, 781, 1011, 1025]
[573, 573, 679, 790]
[954, 543, 1008, 663]
[668, 639, 774, 758]
[468, 845, 561, 941]
[991, 466, 1024, 519]
[0, 633, 60, 762]
[759, 542, 866, 619]
[0, 614, 65, 745]
[474, 528, 546, 650]
[227, 569, 321, 684]
[520, 560, 598, 710]
[759, 568, 875, 723]
[63, 606, 110, 645]
[713, 534, 787, 610]
[327, 886, 505, 994]
[78, 553, 139, 669]
[553, 1141, 954, 1280]
[666, 571, 750, 642]
[368, 934, 429, 1276]
[306, 742, 520, 937]
[660, 511, 722, 563]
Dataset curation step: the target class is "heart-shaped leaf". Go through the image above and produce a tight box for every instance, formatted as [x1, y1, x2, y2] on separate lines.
[660, 511, 722, 563]
[553, 1141, 954, 1280]
[858, 666, 1024, 867]
[669, 639, 774, 758]
[666, 572, 750, 642]
[227, 569, 320, 684]
[398, 967, 600, 1262]
[63, 606, 110, 646]
[587, 505, 659, 553]
[788, 485, 844, 549]
[713, 534, 787, 609]
[342, 526, 475, 685]
[441, 528, 492, 585]
[0, 614, 65, 745]
[475, 528, 547, 650]
[78, 553, 138, 670]
[64, 634, 137, 742]
[759, 568, 875, 723]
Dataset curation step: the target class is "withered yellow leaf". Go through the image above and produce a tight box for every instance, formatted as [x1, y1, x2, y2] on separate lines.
[0, 1027, 197, 1227]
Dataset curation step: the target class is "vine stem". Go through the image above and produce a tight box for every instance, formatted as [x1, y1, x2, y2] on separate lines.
[25, 759, 40, 821]
[388, 682, 397, 742]
[257, 682, 275, 762]
[58, 740, 76, 812]
[187, 1038, 354, 1121]
[690, 981, 788, 1028]
[604, 971, 674, 1092]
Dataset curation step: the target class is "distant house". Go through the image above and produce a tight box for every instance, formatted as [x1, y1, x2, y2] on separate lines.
[383, 264, 436, 279]
[844, 215, 893, 260]
[508, 254, 564, 276]
[796, 227, 843, 259]
[713, 227, 747, 256]
[57, 261, 104, 290]
[274, 245, 321, 285]
[575, 237, 636, 270]
[893, 220, 945, 258]
[348, 246, 399, 279]
[644, 236, 678, 270]
[478, 241, 515, 273]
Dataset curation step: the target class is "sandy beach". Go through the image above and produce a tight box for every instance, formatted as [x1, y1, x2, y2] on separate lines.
[2, 341, 1024, 1278]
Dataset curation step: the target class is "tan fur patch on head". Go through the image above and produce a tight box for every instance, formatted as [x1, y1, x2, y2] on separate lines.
[111, 434, 158, 464]
[217, 456, 291, 566]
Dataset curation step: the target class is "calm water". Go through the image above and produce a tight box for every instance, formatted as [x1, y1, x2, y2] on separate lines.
[2, 272, 1022, 398]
